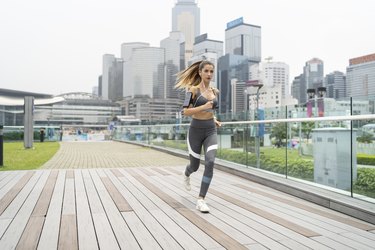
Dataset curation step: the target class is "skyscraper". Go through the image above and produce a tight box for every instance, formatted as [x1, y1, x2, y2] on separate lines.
[101, 54, 115, 100]
[301, 58, 324, 104]
[218, 54, 249, 114]
[121, 42, 150, 98]
[172, 0, 200, 68]
[161, 31, 184, 99]
[225, 17, 261, 64]
[325, 71, 346, 99]
[346, 53, 375, 98]
[131, 47, 165, 98]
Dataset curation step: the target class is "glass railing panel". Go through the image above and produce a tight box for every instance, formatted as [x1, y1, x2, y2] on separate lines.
[217, 123, 253, 168]
[353, 118, 375, 200]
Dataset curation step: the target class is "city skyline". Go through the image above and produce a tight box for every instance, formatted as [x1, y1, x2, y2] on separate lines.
[1, 0, 374, 95]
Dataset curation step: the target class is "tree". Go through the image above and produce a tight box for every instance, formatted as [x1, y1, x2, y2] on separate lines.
[270, 123, 287, 147]
[301, 122, 315, 142]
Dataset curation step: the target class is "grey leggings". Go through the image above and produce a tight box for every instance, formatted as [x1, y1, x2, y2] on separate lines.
[184, 118, 218, 198]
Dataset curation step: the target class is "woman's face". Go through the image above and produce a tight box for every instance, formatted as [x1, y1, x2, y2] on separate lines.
[199, 64, 214, 83]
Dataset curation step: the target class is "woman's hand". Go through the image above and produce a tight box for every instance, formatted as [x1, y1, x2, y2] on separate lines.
[214, 118, 221, 127]
[203, 100, 214, 110]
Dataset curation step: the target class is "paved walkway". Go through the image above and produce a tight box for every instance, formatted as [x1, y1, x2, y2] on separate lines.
[42, 141, 187, 169]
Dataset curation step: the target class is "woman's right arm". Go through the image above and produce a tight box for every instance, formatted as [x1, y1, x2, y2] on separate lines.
[183, 101, 213, 116]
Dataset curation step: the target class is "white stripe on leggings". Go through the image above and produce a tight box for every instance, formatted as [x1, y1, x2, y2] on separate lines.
[187, 131, 201, 159]
[206, 144, 218, 153]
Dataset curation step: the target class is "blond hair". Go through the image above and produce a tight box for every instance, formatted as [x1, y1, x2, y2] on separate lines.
[174, 60, 215, 90]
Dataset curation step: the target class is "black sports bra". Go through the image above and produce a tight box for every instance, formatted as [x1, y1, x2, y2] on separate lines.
[192, 88, 218, 112]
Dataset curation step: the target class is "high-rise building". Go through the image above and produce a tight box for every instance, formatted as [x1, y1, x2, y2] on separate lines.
[101, 54, 115, 100]
[250, 61, 290, 98]
[161, 31, 184, 99]
[172, 0, 200, 68]
[231, 79, 246, 114]
[225, 17, 261, 64]
[131, 47, 165, 98]
[121, 42, 150, 98]
[301, 58, 324, 104]
[291, 74, 303, 103]
[346, 53, 375, 98]
[193, 33, 223, 58]
[217, 54, 249, 114]
[325, 71, 346, 99]
[108, 58, 124, 102]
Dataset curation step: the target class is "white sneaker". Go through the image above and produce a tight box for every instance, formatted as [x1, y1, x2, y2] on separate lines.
[183, 170, 191, 191]
[196, 199, 210, 213]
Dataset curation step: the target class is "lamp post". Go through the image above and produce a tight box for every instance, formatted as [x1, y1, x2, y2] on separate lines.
[246, 80, 264, 168]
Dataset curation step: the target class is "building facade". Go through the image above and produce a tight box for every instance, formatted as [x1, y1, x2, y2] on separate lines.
[346, 53, 375, 98]
[325, 71, 346, 99]
[225, 17, 261, 64]
[172, 0, 200, 67]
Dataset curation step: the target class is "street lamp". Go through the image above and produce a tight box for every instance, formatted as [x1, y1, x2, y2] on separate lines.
[246, 80, 264, 168]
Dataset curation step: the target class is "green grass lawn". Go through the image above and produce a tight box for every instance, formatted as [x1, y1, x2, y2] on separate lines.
[0, 141, 60, 171]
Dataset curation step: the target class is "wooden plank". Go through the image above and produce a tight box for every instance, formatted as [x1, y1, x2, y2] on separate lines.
[340, 232, 375, 248]
[206, 177, 372, 240]
[59, 172, 78, 250]
[234, 183, 375, 231]
[16, 171, 58, 249]
[121, 211, 162, 250]
[244, 243, 269, 250]
[126, 169, 185, 209]
[0, 172, 23, 200]
[0, 172, 13, 189]
[203, 174, 338, 237]
[127, 168, 248, 250]
[311, 235, 359, 250]
[112, 169, 205, 250]
[161, 169, 330, 250]
[208, 188, 320, 237]
[108, 169, 224, 249]
[74, 170, 98, 250]
[81, 170, 120, 250]
[16, 217, 45, 250]
[110, 169, 124, 177]
[100, 177, 132, 212]
[206, 175, 375, 249]
[140, 169, 258, 246]
[105, 169, 183, 249]
[0, 218, 12, 240]
[58, 215, 78, 250]
[112, 168, 221, 249]
[0, 172, 35, 215]
[165, 167, 182, 175]
[32, 170, 58, 217]
[90, 169, 140, 249]
[277, 239, 311, 250]
[0, 171, 49, 250]
[177, 207, 248, 250]
[151, 168, 170, 176]
[38, 170, 66, 250]
[138, 168, 155, 176]
[66, 170, 74, 179]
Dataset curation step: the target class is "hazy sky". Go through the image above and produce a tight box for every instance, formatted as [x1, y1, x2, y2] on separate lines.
[1, 0, 374, 95]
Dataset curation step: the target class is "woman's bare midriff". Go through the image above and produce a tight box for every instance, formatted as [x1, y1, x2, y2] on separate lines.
[192, 112, 214, 120]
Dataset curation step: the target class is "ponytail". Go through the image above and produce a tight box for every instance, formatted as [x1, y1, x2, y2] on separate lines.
[174, 60, 214, 90]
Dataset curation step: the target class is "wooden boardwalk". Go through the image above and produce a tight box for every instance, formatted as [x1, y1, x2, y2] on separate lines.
[1, 166, 375, 250]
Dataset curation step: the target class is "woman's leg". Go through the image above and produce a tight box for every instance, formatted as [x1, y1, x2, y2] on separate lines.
[185, 127, 203, 176]
[199, 131, 218, 198]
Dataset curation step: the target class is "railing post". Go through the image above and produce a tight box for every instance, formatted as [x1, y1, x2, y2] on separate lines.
[0, 125, 3, 167]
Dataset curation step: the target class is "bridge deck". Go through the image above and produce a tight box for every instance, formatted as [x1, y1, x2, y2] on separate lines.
[0, 142, 375, 249]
